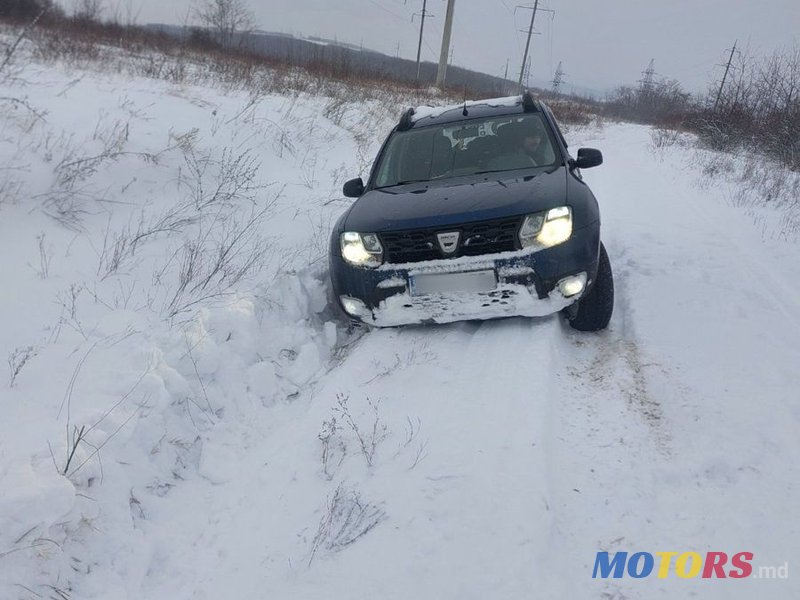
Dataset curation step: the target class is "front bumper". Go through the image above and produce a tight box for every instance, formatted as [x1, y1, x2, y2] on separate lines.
[330, 224, 600, 326]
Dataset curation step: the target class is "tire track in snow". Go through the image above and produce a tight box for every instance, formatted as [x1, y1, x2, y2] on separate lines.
[287, 315, 569, 598]
[544, 314, 672, 599]
[597, 242, 672, 453]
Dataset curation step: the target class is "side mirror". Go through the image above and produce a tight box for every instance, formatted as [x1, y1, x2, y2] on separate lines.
[573, 148, 603, 169]
[343, 177, 365, 198]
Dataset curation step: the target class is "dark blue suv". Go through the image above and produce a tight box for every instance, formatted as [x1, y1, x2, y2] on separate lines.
[328, 93, 614, 331]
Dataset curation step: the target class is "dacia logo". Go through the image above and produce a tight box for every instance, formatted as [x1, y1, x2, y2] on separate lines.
[436, 231, 460, 254]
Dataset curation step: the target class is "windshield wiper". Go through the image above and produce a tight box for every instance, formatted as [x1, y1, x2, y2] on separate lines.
[376, 179, 430, 188]
[472, 169, 508, 175]
[472, 168, 537, 175]
[395, 179, 430, 185]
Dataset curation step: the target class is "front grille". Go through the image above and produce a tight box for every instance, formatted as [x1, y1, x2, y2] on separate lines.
[380, 215, 521, 264]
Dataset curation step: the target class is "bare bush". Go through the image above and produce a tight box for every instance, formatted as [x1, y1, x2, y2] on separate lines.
[162, 202, 273, 318]
[8, 345, 38, 387]
[28, 231, 53, 278]
[605, 78, 692, 128]
[546, 97, 599, 128]
[95, 204, 198, 280]
[394, 416, 428, 470]
[181, 146, 263, 211]
[39, 118, 159, 229]
[111, 0, 141, 27]
[308, 483, 385, 566]
[362, 342, 435, 385]
[649, 126, 682, 151]
[696, 44, 800, 170]
[74, 0, 104, 21]
[55, 282, 87, 340]
[192, 0, 255, 49]
[334, 393, 387, 468]
[0, 174, 23, 205]
[318, 416, 346, 480]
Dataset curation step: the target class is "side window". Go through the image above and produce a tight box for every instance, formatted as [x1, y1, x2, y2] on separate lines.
[543, 104, 568, 150]
[374, 135, 403, 188]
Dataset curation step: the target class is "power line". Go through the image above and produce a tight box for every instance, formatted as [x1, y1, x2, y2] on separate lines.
[365, 0, 411, 23]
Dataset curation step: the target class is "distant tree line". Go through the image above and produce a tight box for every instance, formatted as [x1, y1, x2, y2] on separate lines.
[700, 46, 799, 169]
[602, 47, 799, 169]
[152, 25, 513, 96]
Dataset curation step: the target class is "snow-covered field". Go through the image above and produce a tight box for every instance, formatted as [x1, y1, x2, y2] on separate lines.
[1, 35, 798, 600]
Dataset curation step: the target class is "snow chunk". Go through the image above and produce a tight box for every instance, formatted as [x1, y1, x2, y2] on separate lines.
[411, 95, 522, 122]
[286, 341, 322, 387]
[0, 461, 75, 548]
[247, 361, 278, 403]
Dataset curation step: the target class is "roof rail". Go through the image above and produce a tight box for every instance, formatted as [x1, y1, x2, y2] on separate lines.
[397, 107, 415, 131]
[521, 91, 538, 112]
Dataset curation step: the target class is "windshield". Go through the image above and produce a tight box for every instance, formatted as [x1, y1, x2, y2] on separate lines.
[373, 113, 559, 188]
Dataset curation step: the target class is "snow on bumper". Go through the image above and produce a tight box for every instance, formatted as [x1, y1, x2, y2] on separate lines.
[369, 281, 575, 326]
[336, 248, 582, 326]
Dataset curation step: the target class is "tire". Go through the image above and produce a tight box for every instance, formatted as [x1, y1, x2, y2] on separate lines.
[565, 242, 614, 332]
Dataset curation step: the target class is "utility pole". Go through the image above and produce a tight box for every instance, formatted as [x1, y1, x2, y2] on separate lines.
[524, 56, 532, 88]
[517, 0, 539, 93]
[414, 0, 429, 83]
[436, 0, 456, 88]
[714, 40, 737, 111]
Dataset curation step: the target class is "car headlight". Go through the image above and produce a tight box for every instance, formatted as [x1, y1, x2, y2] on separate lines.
[341, 231, 383, 267]
[519, 206, 573, 249]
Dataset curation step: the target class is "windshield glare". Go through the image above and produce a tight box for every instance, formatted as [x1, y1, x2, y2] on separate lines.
[373, 113, 559, 188]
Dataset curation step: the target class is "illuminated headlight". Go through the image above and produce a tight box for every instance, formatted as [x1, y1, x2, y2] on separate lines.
[341, 232, 383, 267]
[557, 272, 587, 297]
[340, 296, 369, 317]
[519, 206, 573, 249]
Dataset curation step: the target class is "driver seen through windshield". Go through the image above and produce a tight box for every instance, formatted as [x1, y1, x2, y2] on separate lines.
[374, 113, 559, 188]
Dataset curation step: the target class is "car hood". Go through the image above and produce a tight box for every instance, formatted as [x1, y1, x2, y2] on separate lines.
[344, 167, 569, 232]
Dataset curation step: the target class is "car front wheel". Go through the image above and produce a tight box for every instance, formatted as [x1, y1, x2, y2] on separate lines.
[565, 242, 614, 331]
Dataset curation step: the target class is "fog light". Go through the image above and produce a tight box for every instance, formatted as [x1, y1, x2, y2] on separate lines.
[340, 296, 368, 317]
[557, 272, 587, 297]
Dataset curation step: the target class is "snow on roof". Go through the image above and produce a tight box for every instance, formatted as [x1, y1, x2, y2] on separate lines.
[410, 95, 523, 122]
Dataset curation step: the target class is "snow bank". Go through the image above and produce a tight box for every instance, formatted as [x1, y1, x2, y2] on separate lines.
[0, 41, 382, 597]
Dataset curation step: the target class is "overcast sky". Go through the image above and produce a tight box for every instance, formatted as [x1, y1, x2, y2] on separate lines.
[92, 0, 798, 94]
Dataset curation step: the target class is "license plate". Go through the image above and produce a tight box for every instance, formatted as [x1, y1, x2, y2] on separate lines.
[410, 270, 497, 296]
